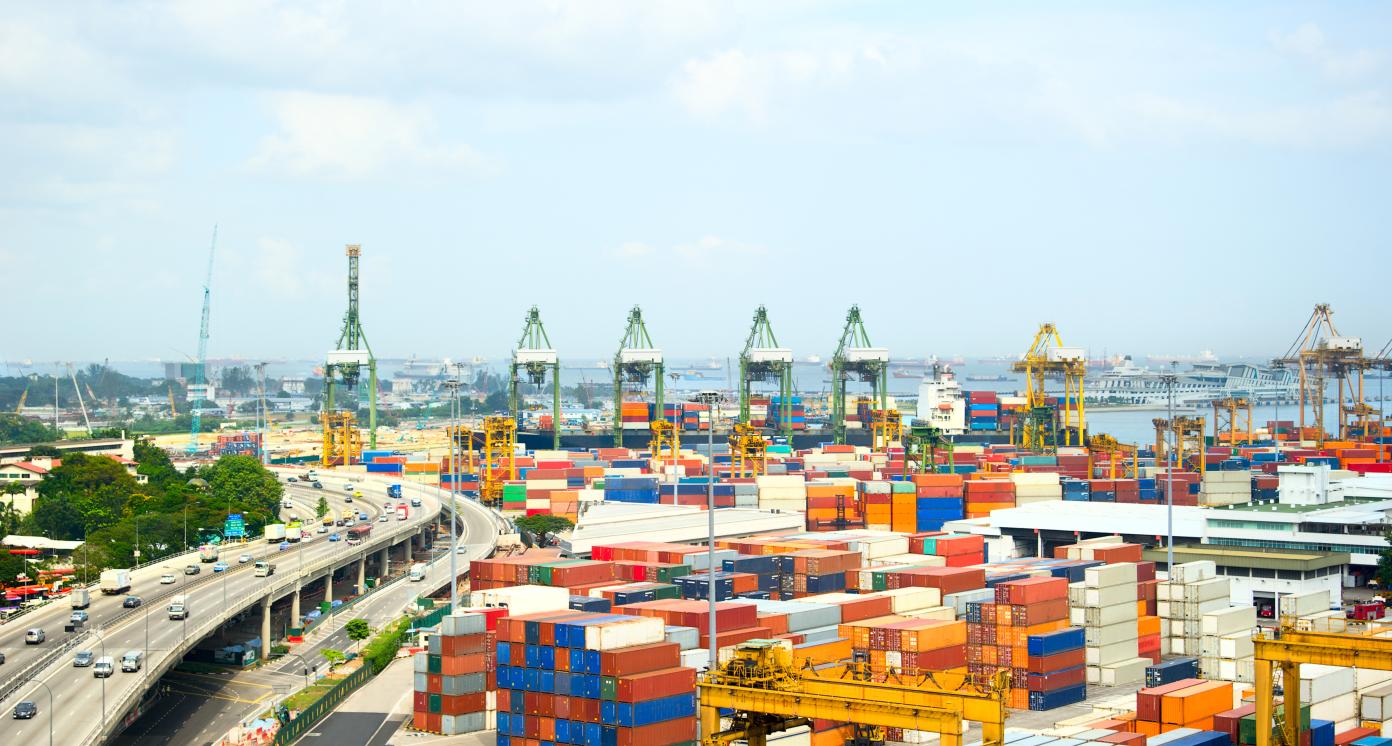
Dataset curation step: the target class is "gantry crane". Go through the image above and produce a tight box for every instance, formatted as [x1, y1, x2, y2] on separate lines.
[902, 424, 954, 476]
[1011, 323, 1086, 452]
[478, 416, 517, 506]
[729, 422, 768, 478]
[649, 418, 680, 474]
[612, 306, 663, 447]
[831, 306, 889, 445]
[321, 411, 361, 467]
[699, 640, 1009, 746]
[1273, 304, 1374, 443]
[1211, 397, 1254, 445]
[1153, 416, 1206, 475]
[510, 307, 561, 449]
[1086, 434, 1137, 479]
[739, 306, 794, 438]
[1254, 622, 1392, 746]
[187, 226, 217, 453]
[870, 408, 903, 453]
[323, 244, 377, 466]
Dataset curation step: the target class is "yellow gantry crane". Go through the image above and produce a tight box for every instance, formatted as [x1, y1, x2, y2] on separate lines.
[700, 640, 1009, 746]
[1086, 434, 1138, 479]
[1153, 416, 1206, 476]
[1011, 323, 1086, 452]
[728, 423, 768, 479]
[1272, 304, 1375, 443]
[1211, 397, 1254, 445]
[1254, 622, 1392, 746]
[321, 410, 361, 467]
[649, 418, 680, 474]
[870, 409, 903, 453]
[479, 416, 517, 507]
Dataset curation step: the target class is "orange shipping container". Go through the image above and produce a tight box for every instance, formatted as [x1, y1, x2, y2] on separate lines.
[1160, 680, 1234, 726]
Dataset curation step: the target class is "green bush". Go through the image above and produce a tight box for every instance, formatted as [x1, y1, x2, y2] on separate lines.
[358, 615, 412, 673]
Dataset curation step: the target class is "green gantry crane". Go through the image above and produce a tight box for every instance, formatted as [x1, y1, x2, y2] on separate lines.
[324, 244, 377, 449]
[613, 306, 663, 447]
[510, 306, 561, 450]
[739, 305, 794, 439]
[830, 305, 888, 445]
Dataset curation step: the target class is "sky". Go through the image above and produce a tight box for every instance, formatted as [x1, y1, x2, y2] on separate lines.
[4, 1, 1391, 366]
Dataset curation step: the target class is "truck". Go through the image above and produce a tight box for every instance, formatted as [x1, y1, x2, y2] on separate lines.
[285, 521, 302, 543]
[396, 504, 409, 521]
[168, 595, 189, 620]
[387, 484, 403, 499]
[408, 563, 427, 581]
[70, 588, 91, 610]
[99, 569, 132, 595]
[254, 561, 275, 578]
[341, 509, 356, 525]
[265, 523, 287, 542]
[199, 544, 219, 563]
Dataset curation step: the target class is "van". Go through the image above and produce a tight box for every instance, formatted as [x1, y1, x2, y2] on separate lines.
[254, 561, 275, 578]
[121, 651, 143, 672]
[93, 657, 114, 678]
[408, 563, 427, 582]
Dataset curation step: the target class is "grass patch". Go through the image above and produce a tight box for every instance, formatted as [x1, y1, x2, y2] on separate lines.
[278, 677, 341, 712]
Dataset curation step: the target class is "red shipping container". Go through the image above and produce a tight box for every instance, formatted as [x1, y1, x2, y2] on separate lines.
[905, 645, 967, 672]
[413, 691, 429, 711]
[426, 673, 443, 692]
[1136, 679, 1205, 722]
[615, 667, 697, 702]
[1028, 648, 1084, 674]
[440, 653, 486, 676]
[614, 717, 698, 746]
[439, 692, 486, 716]
[599, 642, 681, 677]
[1027, 665, 1086, 691]
[440, 633, 486, 656]
[997, 576, 1069, 605]
[1099, 734, 1146, 746]
[1213, 705, 1255, 744]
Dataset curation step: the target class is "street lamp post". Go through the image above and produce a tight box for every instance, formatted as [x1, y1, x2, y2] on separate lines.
[93, 629, 107, 727]
[692, 390, 722, 672]
[31, 679, 54, 746]
[445, 378, 462, 613]
[1162, 365, 1177, 574]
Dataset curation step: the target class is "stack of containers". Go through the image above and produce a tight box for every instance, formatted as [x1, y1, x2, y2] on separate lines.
[1199, 605, 1256, 683]
[680, 403, 710, 432]
[1026, 627, 1088, 711]
[413, 611, 492, 735]
[1281, 590, 1339, 632]
[1130, 679, 1238, 737]
[1359, 680, 1392, 734]
[913, 474, 966, 530]
[1159, 561, 1230, 658]
[989, 576, 1075, 708]
[620, 401, 651, 430]
[1302, 665, 1358, 733]
[604, 477, 660, 504]
[968, 391, 1000, 431]
[501, 482, 527, 512]
[1072, 562, 1148, 685]
[494, 611, 697, 746]
[768, 396, 807, 431]
[756, 475, 808, 512]
[1201, 469, 1254, 506]
[1011, 473, 1063, 506]
[865, 482, 900, 530]
[913, 533, 986, 566]
[805, 482, 865, 531]
[963, 478, 1015, 518]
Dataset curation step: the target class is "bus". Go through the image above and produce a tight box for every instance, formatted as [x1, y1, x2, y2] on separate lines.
[346, 524, 373, 546]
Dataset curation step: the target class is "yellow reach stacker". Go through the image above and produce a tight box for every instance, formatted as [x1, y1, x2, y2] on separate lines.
[699, 640, 1009, 746]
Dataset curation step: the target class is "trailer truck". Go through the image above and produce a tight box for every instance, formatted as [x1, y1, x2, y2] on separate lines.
[99, 569, 132, 595]
[265, 523, 287, 543]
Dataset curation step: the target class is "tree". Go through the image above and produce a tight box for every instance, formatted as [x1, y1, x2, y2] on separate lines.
[315, 496, 329, 520]
[0, 413, 60, 445]
[345, 618, 371, 653]
[514, 514, 574, 540]
[1377, 526, 1392, 588]
[34, 453, 141, 538]
[321, 649, 346, 668]
[203, 455, 283, 530]
[221, 366, 256, 396]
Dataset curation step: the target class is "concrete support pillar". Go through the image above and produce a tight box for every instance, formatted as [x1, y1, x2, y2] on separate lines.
[325, 568, 334, 604]
[291, 585, 301, 624]
[260, 594, 272, 650]
[379, 546, 389, 577]
[357, 557, 367, 594]
[404, 538, 413, 563]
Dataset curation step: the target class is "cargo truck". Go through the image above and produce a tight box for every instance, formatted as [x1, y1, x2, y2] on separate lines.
[199, 544, 219, 563]
[285, 522, 302, 543]
[99, 569, 132, 595]
[70, 589, 91, 610]
[387, 484, 402, 499]
[409, 563, 426, 581]
[265, 523, 287, 542]
[396, 504, 409, 521]
[254, 561, 275, 578]
[168, 595, 189, 620]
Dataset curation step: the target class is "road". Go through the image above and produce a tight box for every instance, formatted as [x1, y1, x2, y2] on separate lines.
[0, 471, 457, 746]
[105, 477, 502, 746]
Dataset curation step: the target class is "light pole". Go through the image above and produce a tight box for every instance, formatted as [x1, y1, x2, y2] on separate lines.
[1161, 364, 1177, 574]
[445, 378, 462, 613]
[31, 679, 54, 746]
[692, 390, 722, 672]
[93, 628, 107, 727]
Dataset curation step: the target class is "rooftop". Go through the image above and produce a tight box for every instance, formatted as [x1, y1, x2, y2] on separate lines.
[1213, 496, 1387, 515]
[1141, 543, 1348, 572]
[2, 535, 85, 552]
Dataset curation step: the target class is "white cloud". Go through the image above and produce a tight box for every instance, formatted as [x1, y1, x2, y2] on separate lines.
[246, 92, 488, 180]
[1271, 23, 1384, 79]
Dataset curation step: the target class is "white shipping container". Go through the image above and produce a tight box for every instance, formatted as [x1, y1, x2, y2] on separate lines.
[1202, 606, 1257, 636]
[1302, 664, 1357, 704]
[1086, 640, 1140, 666]
[1085, 562, 1138, 589]
[1084, 585, 1138, 608]
[1082, 602, 1141, 627]
[1219, 632, 1255, 660]
[1086, 622, 1141, 647]
[1361, 682, 1392, 721]
[441, 612, 488, 637]
[1183, 578, 1231, 603]
[1358, 669, 1392, 690]
[414, 651, 429, 673]
[901, 606, 956, 621]
[1171, 561, 1218, 584]
[1310, 692, 1357, 723]
[681, 648, 711, 670]
[1099, 657, 1150, 686]
[585, 616, 666, 650]
[881, 587, 943, 612]
[1214, 658, 1256, 683]
[470, 585, 570, 616]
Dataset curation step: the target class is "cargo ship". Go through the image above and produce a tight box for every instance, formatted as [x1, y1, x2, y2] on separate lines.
[1086, 356, 1298, 408]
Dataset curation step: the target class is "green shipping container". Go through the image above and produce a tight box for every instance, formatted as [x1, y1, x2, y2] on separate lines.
[1238, 704, 1311, 745]
[871, 572, 887, 591]
[427, 654, 442, 674]
[653, 584, 681, 600]
[654, 565, 692, 583]
[600, 676, 617, 700]
[428, 693, 442, 714]
[891, 481, 916, 494]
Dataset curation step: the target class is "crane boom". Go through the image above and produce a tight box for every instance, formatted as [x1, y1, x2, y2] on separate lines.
[188, 226, 217, 453]
[738, 306, 793, 436]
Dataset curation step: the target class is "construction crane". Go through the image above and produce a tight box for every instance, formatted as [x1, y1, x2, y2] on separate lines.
[1011, 323, 1086, 453]
[1153, 416, 1206, 476]
[902, 424, 954, 476]
[1086, 434, 1137, 479]
[1272, 304, 1374, 443]
[1211, 396, 1254, 445]
[738, 306, 794, 438]
[509, 307, 561, 450]
[830, 306, 889, 445]
[65, 363, 92, 435]
[323, 244, 378, 466]
[699, 640, 1009, 746]
[15, 373, 35, 413]
[187, 226, 217, 453]
[254, 362, 269, 462]
[1254, 622, 1392, 746]
[728, 422, 768, 478]
[612, 306, 663, 447]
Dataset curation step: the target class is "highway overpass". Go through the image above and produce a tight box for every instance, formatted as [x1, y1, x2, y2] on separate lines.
[0, 472, 504, 746]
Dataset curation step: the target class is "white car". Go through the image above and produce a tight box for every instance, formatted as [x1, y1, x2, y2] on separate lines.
[238, 553, 252, 564]
[159, 572, 176, 585]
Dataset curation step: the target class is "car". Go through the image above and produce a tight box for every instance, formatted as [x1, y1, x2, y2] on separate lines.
[212, 562, 229, 573]
[238, 553, 252, 564]
[278, 541, 289, 552]
[328, 533, 340, 542]
[73, 651, 95, 667]
[12, 701, 36, 719]
[70, 610, 88, 624]
[378, 515, 389, 522]
[344, 495, 353, 503]
[316, 526, 328, 534]
[287, 476, 298, 483]
[123, 595, 142, 608]
[184, 564, 200, 576]
[312, 481, 323, 489]
[334, 519, 344, 527]
[0, 651, 6, 664]
[160, 572, 176, 584]
[24, 629, 44, 645]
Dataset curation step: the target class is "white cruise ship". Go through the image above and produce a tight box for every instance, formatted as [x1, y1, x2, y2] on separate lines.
[1086, 356, 1298, 407]
[916, 365, 966, 434]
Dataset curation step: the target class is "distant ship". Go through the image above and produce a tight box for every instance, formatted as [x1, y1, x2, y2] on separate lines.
[1086, 356, 1297, 407]
[965, 374, 1012, 382]
[1145, 350, 1219, 365]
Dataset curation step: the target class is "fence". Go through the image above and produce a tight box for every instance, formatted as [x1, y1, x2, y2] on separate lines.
[271, 662, 375, 745]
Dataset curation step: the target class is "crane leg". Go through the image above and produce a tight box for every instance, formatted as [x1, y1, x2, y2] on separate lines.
[1256, 659, 1274, 746]
[1280, 660, 1301, 746]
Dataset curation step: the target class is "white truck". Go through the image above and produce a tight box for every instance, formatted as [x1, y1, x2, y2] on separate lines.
[408, 563, 427, 582]
[99, 569, 132, 595]
[199, 544, 219, 563]
[265, 523, 287, 543]
[70, 589, 91, 609]
[167, 595, 190, 620]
